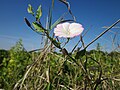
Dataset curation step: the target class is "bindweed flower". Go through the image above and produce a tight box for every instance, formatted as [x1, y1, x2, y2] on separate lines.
[54, 22, 84, 38]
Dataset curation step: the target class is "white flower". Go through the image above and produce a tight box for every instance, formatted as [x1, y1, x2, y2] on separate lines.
[54, 22, 84, 38]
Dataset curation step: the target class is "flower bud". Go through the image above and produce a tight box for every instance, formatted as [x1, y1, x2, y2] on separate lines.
[62, 48, 69, 56]
[24, 17, 31, 27]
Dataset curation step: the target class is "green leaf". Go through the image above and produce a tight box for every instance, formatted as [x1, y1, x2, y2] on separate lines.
[48, 7, 52, 30]
[27, 4, 34, 16]
[46, 83, 52, 90]
[52, 0, 54, 8]
[63, 61, 70, 74]
[32, 22, 44, 32]
[75, 49, 86, 59]
[36, 5, 42, 22]
[51, 17, 63, 29]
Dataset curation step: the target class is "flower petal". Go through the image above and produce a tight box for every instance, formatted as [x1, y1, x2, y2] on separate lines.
[54, 22, 84, 38]
[54, 22, 70, 37]
[69, 23, 84, 36]
[62, 22, 70, 32]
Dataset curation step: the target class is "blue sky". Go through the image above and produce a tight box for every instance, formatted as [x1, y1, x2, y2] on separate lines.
[0, 0, 120, 51]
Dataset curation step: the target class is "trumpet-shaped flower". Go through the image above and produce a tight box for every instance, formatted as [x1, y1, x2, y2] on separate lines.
[54, 22, 84, 38]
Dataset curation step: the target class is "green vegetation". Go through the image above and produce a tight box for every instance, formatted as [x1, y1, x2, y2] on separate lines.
[0, 40, 32, 90]
[0, 40, 120, 90]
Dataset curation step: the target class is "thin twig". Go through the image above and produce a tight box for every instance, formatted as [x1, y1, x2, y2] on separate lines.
[71, 39, 81, 53]
[62, 38, 70, 48]
[82, 25, 93, 37]
[71, 25, 93, 53]
[85, 19, 120, 49]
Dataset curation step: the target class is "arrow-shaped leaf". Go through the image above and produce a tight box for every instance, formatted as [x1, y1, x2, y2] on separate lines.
[32, 22, 44, 32]
[36, 5, 42, 22]
[27, 4, 34, 16]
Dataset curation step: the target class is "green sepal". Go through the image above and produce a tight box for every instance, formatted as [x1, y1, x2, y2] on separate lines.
[49, 37, 61, 49]
[52, 39, 61, 49]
